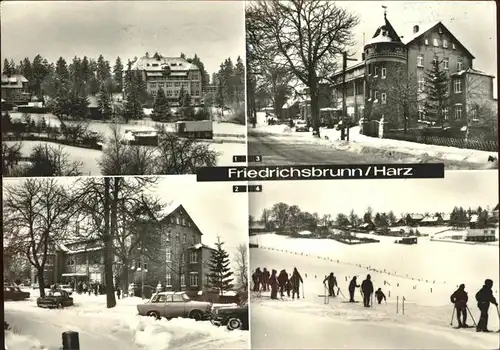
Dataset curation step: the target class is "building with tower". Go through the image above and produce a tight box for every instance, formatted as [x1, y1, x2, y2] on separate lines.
[329, 9, 496, 131]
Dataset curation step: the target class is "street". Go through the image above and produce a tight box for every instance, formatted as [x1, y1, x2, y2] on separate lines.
[247, 133, 489, 169]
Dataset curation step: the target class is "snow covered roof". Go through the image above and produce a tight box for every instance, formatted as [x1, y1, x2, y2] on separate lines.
[159, 202, 182, 219]
[407, 213, 424, 220]
[365, 14, 403, 46]
[1, 74, 29, 88]
[420, 215, 440, 223]
[451, 68, 494, 78]
[441, 213, 451, 221]
[131, 56, 198, 72]
[189, 243, 216, 251]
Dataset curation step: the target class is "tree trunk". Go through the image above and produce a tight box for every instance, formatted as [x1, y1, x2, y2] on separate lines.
[103, 177, 117, 308]
[309, 84, 321, 137]
[37, 269, 46, 298]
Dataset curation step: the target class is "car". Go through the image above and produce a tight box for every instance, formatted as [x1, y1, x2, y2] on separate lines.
[37, 289, 74, 309]
[295, 120, 309, 132]
[137, 292, 212, 320]
[211, 300, 249, 330]
[4, 286, 30, 301]
[58, 284, 73, 296]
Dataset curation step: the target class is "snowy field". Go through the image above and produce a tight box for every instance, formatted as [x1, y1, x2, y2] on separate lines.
[4, 291, 249, 350]
[3, 140, 245, 176]
[250, 234, 500, 349]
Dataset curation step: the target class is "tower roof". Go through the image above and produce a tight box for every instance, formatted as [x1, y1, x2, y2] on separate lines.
[365, 12, 402, 46]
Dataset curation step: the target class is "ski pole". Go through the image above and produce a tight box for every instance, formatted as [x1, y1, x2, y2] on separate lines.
[466, 305, 477, 327]
[302, 283, 305, 299]
[450, 306, 455, 326]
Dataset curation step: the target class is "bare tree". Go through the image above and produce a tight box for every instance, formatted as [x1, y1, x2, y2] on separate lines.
[261, 208, 271, 229]
[27, 144, 83, 177]
[98, 124, 131, 175]
[248, 0, 359, 136]
[234, 244, 248, 292]
[3, 179, 75, 297]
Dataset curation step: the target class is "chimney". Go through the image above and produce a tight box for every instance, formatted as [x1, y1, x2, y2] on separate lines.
[413, 25, 419, 34]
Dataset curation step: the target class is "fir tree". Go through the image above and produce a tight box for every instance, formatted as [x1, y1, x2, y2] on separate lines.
[151, 88, 170, 121]
[206, 238, 234, 295]
[424, 58, 449, 126]
[113, 56, 124, 93]
[3, 58, 13, 76]
[98, 83, 112, 119]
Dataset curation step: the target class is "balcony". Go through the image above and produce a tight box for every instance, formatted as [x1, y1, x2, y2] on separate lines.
[366, 50, 407, 61]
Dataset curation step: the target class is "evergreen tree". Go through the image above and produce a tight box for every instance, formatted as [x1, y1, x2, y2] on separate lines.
[206, 238, 234, 294]
[424, 58, 449, 126]
[151, 88, 170, 121]
[98, 83, 112, 119]
[3, 58, 13, 76]
[113, 56, 124, 93]
[123, 68, 146, 122]
[190, 54, 209, 86]
[234, 56, 245, 104]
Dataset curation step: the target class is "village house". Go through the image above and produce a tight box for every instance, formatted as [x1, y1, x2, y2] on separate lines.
[1, 74, 31, 105]
[465, 214, 497, 242]
[357, 221, 376, 232]
[249, 221, 268, 235]
[418, 214, 444, 226]
[405, 213, 425, 226]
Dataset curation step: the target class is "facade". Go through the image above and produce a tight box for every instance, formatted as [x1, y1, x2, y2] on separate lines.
[465, 214, 497, 242]
[1, 74, 31, 104]
[130, 54, 203, 106]
[329, 14, 495, 128]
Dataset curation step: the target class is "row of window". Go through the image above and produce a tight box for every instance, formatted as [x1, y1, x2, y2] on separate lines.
[417, 55, 464, 71]
[165, 272, 198, 287]
[423, 37, 456, 50]
[416, 77, 463, 94]
[150, 89, 200, 97]
[418, 105, 463, 121]
[368, 66, 387, 79]
[166, 249, 198, 263]
[367, 90, 387, 104]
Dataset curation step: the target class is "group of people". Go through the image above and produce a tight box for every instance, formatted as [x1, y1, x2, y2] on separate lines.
[450, 279, 498, 332]
[252, 267, 304, 300]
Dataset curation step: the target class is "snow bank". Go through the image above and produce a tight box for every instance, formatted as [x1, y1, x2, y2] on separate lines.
[321, 127, 497, 165]
[249, 124, 294, 135]
[5, 330, 47, 350]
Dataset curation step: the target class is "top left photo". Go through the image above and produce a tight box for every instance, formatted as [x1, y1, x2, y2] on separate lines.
[1, 1, 246, 177]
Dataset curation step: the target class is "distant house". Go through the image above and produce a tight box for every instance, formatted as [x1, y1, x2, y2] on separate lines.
[358, 221, 375, 232]
[491, 204, 499, 222]
[466, 214, 497, 242]
[394, 218, 406, 226]
[419, 214, 444, 227]
[440, 213, 451, 224]
[1, 74, 31, 105]
[249, 221, 268, 234]
[405, 213, 425, 226]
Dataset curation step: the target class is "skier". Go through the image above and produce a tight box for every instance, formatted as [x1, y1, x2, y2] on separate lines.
[252, 268, 262, 292]
[285, 278, 292, 297]
[361, 274, 374, 307]
[475, 279, 498, 332]
[277, 269, 289, 298]
[269, 269, 279, 300]
[375, 288, 386, 304]
[323, 273, 338, 297]
[290, 267, 303, 299]
[348, 276, 360, 302]
[262, 268, 270, 292]
[450, 284, 469, 328]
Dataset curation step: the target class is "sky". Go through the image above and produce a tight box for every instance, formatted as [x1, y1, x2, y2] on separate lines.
[0, 1, 245, 76]
[338, 1, 497, 96]
[249, 170, 499, 218]
[3, 176, 248, 262]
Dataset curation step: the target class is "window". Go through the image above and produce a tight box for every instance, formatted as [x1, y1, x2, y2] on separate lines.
[175, 217, 180, 225]
[182, 218, 186, 226]
[443, 107, 449, 120]
[418, 108, 425, 120]
[166, 250, 172, 262]
[143, 261, 148, 270]
[417, 55, 424, 67]
[374, 67, 378, 77]
[457, 61, 463, 71]
[149, 83, 157, 89]
[195, 90, 200, 96]
[166, 273, 172, 287]
[189, 274, 199, 287]
[452, 43, 456, 50]
[176, 233, 180, 241]
[443, 39, 448, 48]
[182, 234, 187, 243]
[443, 58, 449, 70]
[172, 294, 184, 302]
[170, 216, 174, 224]
[433, 38, 439, 47]
[174, 82, 180, 87]
[381, 67, 386, 79]
[374, 91, 379, 102]
[381, 93, 387, 104]
[180, 274, 186, 287]
[152, 294, 168, 303]
[190, 251, 198, 263]
[432, 57, 438, 66]
[166, 232, 171, 241]
[158, 83, 165, 89]
[424, 38, 429, 45]
[418, 76, 424, 92]
[454, 105, 463, 120]
[187, 221, 191, 228]
[454, 79, 462, 93]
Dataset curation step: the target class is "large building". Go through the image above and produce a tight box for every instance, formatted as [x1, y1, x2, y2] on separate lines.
[31, 204, 217, 295]
[329, 13, 496, 128]
[1, 74, 31, 104]
[130, 54, 203, 106]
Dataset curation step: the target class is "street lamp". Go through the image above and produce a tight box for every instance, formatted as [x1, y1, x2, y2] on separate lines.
[342, 52, 358, 141]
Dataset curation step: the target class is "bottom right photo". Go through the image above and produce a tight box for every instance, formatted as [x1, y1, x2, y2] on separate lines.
[249, 170, 499, 350]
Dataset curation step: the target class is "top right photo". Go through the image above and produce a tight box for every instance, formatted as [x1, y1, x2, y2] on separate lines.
[246, 0, 497, 170]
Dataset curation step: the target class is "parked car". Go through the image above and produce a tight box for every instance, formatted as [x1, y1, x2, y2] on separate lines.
[4, 286, 30, 301]
[37, 289, 74, 309]
[137, 292, 212, 320]
[295, 120, 309, 132]
[211, 300, 249, 330]
[58, 284, 73, 296]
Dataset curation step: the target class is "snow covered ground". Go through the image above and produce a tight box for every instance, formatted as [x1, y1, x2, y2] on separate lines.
[3, 139, 244, 176]
[4, 292, 249, 350]
[249, 234, 499, 349]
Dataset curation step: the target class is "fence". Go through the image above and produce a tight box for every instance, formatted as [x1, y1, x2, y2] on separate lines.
[384, 131, 498, 152]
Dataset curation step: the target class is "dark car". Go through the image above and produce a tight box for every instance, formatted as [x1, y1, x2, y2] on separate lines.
[4, 286, 30, 301]
[211, 300, 249, 330]
[37, 289, 74, 309]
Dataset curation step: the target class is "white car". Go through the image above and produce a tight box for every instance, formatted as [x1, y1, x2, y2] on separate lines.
[58, 284, 73, 296]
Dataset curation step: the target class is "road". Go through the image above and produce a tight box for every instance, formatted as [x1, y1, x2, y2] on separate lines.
[247, 133, 489, 169]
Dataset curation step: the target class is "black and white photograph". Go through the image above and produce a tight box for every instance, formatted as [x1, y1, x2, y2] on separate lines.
[249, 170, 499, 349]
[3, 175, 250, 349]
[246, 1, 497, 169]
[1, 1, 246, 177]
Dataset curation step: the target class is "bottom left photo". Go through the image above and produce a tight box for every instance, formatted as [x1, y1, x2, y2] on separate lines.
[3, 175, 250, 350]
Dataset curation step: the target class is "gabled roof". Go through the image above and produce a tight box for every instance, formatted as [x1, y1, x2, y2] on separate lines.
[401, 22, 475, 59]
[366, 14, 403, 46]
[493, 204, 499, 211]
[159, 203, 203, 236]
[406, 213, 425, 220]
[420, 215, 440, 223]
